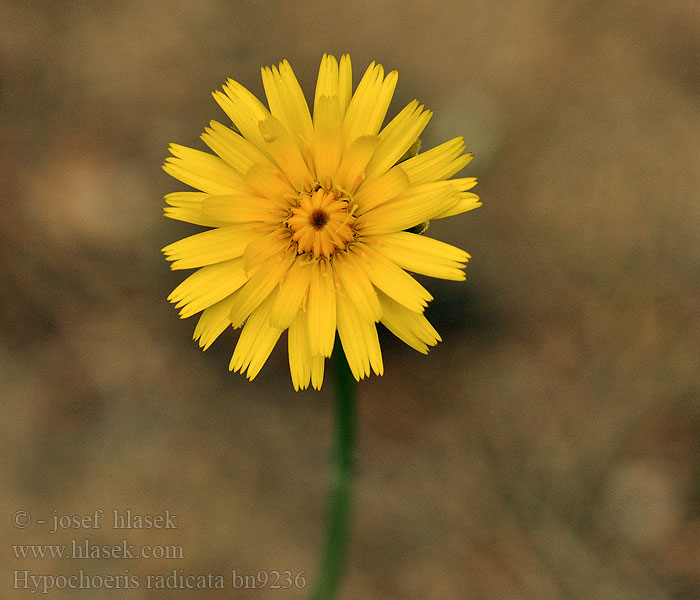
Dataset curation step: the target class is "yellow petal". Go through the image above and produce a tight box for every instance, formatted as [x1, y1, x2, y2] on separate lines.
[258, 116, 314, 190]
[163, 192, 231, 227]
[342, 62, 398, 151]
[229, 291, 283, 380]
[332, 251, 381, 322]
[201, 121, 272, 174]
[288, 309, 312, 391]
[353, 165, 410, 214]
[269, 256, 312, 329]
[307, 260, 336, 357]
[433, 191, 481, 219]
[213, 78, 272, 152]
[350, 243, 432, 312]
[243, 229, 292, 275]
[164, 191, 208, 206]
[228, 247, 296, 328]
[162, 225, 264, 270]
[334, 135, 380, 194]
[364, 101, 432, 182]
[338, 54, 353, 117]
[163, 144, 247, 195]
[261, 60, 313, 143]
[314, 53, 351, 120]
[287, 307, 327, 390]
[451, 177, 478, 193]
[378, 291, 440, 354]
[368, 231, 470, 281]
[244, 162, 297, 200]
[357, 181, 458, 235]
[277, 58, 315, 139]
[193, 294, 237, 350]
[400, 137, 473, 184]
[201, 194, 287, 224]
[167, 258, 248, 319]
[336, 293, 383, 380]
[312, 95, 342, 184]
[315, 54, 338, 107]
[310, 355, 325, 390]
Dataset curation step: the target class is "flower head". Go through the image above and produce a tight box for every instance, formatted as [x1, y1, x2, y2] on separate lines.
[162, 54, 480, 390]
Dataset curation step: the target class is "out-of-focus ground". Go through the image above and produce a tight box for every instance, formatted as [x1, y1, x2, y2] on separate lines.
[2, 1, 699, 598]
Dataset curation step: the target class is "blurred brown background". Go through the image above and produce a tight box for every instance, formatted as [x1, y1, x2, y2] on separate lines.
[2, 0, 699, 598]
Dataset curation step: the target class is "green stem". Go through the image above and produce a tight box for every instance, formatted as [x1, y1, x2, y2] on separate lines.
[310, 347, 356, 600]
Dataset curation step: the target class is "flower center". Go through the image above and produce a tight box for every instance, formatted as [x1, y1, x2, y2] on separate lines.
[286, 187, 356, 259]
[310, 209, 329, 230]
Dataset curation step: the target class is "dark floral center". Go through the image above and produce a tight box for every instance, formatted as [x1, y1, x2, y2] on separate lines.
[310, 209, 330, 230]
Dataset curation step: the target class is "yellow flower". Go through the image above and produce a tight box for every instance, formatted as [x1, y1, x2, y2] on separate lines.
[162, 54, 480, 390]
